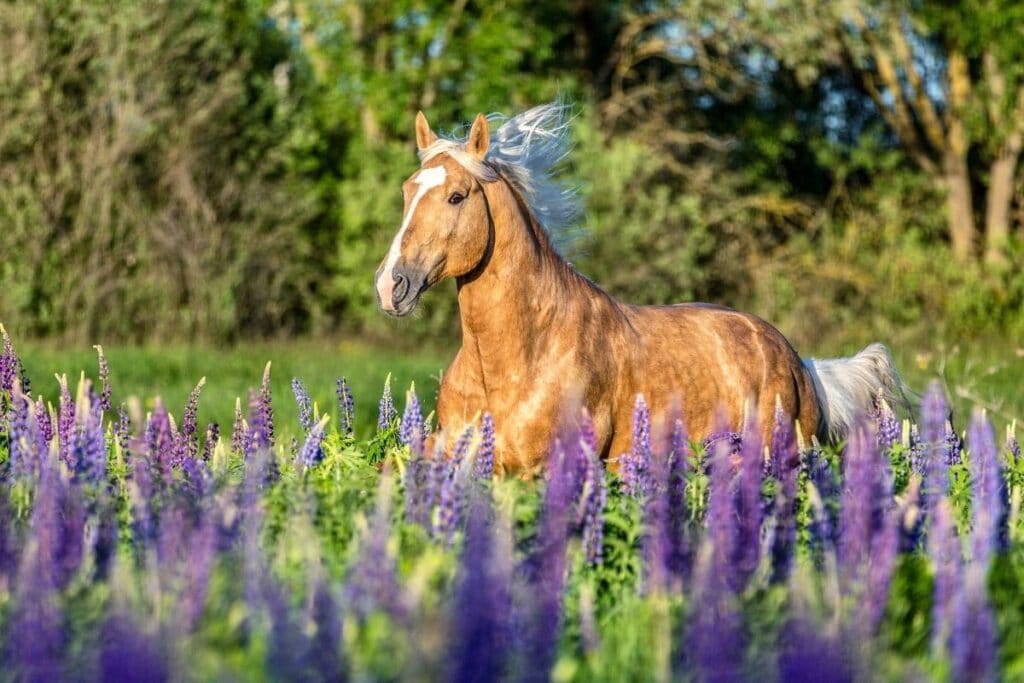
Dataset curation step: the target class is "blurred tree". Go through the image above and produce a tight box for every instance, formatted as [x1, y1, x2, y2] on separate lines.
[0, 0, 315, 341]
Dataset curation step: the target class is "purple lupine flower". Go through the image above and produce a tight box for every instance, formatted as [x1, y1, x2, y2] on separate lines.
[919, 382, 950, 520]
[579, 443, 608, 566]
[838, 423, 882, 585]
[378, 374, 397, 431]
[688, 442, 744, 681]
[231, 397, 245, 454]
[180, 378, 205, 461]
[399, 387, 424, 452]
[7, 386, 32, 475]
[403, 432, 440, 529]
[771, 405, 800, 581]
[8, 461, 85, 679]
[777, 617, 853, 683]
[874, 390, 901, 452]
[704, 433, 740, 588]
[734, 418, 763, 590]
[0, 325, 16, 395]
[805, 446, 836, 551]
[202, 422, 219, 461]
[579, 407, 598, 454]
[94, 344, 112, 412]
[862, 502, 901, 635]
[298, 415, 330, 468]
[346, 475, 404, 619]
[73, 390, 107, 483]
[56, 374, 75, 467]
[436, 426, 474, 542]
[642, 445, 672, 592]
[909, 423, 926, 474]
[770, 402, 797, 480]
[336, 377, 354, 435]
[928, 498, 960, 650]
[145, 401, 175, 485]
[181, 513, 218, 630]
[665, 418, 692, 579]
[475, 412, 496, 479]
[259, 362, 274, 447]
[1007, 432, 1021, 461]
[619, 394, 652, 497]
[968, 410, 1005, 566]
[951, 563, 998, 683]
[36, 396, 53, 447]
[291, 377, 312, 433]
[99, 614, 169, 683]
[114, 404, 130, 455]
[945, 422, 964, 467]
[448, 492, 512, 682]
[247, 388, 270, 454]
[518, 437, 576, 683]
[309, 579, 344, 681]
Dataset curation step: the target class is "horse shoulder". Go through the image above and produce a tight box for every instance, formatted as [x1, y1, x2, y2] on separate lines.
[436, 346, 487, 432]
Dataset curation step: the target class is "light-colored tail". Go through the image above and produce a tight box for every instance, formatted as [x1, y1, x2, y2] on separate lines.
[802, 343, 912, 443]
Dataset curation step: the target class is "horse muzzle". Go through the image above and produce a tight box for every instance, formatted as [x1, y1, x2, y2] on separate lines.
[376, 263, 427, 317]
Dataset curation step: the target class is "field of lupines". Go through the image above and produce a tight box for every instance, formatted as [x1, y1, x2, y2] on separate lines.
[1, 325, 1023, 682]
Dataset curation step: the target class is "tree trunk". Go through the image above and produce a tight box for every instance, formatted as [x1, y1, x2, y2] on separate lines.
[945, 52, 976, 261]
[984, 130, 1022, 266]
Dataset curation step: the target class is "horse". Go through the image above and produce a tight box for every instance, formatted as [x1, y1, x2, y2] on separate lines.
[374, 102, 909, 475]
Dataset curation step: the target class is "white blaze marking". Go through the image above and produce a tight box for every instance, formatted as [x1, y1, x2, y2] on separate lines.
[377, 165, 447, 310]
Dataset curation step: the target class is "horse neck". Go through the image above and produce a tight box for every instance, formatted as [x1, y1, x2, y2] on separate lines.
[456, 176, 579, 367]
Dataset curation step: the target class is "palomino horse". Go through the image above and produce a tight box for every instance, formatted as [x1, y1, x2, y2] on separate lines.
[375, 103, 908, 474]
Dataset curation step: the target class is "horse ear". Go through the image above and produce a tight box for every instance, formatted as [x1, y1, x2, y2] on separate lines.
[465, 113, 490, 160]
[415, 111, 437, 151]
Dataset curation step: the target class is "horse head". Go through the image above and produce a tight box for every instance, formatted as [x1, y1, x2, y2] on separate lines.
[374, 111, 494, 316]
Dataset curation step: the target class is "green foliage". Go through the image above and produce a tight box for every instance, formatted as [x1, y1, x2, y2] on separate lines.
[1, 0, 1023, 350]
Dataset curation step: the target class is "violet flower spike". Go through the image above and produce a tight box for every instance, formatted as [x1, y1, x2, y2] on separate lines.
[299, 415, 330, 468]
[231, 397, 245, 454]
[735, 418, 764, 589]
[928, 498, 960, 651]
[258, 362, 274, 447]
[181, 377, 206, 460]
[619, 394, 652, 497]
[919, 382, 950, 520]
[56, 373, 76, 467]
[580, 443, 607, 566]
[475, 412, 496, 479]
[202, 422, 219, 461]
[336, 377, 355, 435]
[0, 324, 16, 395]
[291, 377, 312, 434]
[378, 374, 397, 431]
[399, 387, 424, 450]
[968, 410, 1004, 566]
[94, 344, 112, 412]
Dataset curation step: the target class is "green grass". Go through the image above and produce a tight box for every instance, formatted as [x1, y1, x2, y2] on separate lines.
[14, 336, 1024, 442]
[17, 339, 451, 440]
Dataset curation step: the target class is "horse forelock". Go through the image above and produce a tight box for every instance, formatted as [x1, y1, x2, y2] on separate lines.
[417, 101, 581, 253]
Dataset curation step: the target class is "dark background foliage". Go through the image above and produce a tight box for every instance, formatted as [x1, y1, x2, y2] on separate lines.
[2, 0, 1023, 349]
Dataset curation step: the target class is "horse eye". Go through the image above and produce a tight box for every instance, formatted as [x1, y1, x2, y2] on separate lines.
[448, 192, 465, 205]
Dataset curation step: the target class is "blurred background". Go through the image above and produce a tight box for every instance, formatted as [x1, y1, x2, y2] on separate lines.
[1, 0, 1022, 428]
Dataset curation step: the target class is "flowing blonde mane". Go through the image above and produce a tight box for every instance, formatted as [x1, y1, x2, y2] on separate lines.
[419, 101, 581, 252]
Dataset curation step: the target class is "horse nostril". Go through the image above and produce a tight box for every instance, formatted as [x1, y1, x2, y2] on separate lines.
[392, 274, 409, 304]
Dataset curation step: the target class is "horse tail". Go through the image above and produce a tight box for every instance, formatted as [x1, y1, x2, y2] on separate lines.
[802, 342, 913, 443]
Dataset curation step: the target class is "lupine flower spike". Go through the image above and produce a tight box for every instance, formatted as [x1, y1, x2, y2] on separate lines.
[378, 373, 396, 430]
[94, 345, 112, 412]
[291, 378, 313, 434]
[336, 377, 354, 435]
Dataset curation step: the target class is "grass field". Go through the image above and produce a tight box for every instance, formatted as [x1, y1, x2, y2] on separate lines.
[17, 338, 449, 440]
[15, 335, 1024, 443]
